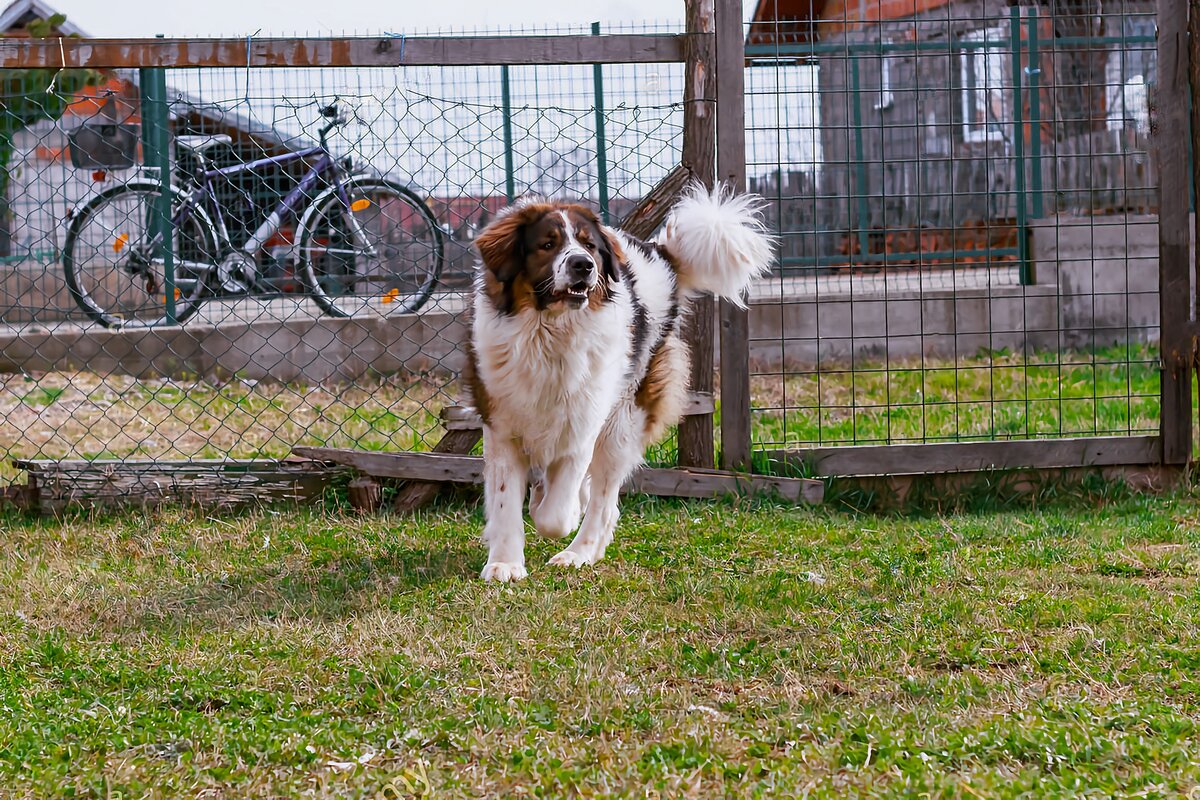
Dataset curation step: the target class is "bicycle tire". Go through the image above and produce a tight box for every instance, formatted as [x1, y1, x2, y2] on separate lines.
[63, 180, 217, 328]
[297, 177, 444, 318]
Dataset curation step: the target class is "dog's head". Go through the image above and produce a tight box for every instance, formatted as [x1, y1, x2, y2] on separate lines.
[475, 200, 624, 314]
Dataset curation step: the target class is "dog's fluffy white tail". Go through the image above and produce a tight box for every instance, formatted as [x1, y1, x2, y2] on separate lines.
[657, 182, 775, 306]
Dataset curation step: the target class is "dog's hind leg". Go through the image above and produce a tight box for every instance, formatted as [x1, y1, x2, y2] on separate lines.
[480, 426, 530, 582]
[530, 453, 590, 540]
[548, 414, 642, 569]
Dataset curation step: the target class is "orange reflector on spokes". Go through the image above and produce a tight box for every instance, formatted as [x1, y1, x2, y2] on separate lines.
[350, 198, 371, 212]
[382, 288, 400, 304]
[113, 233, 129, 253]
[160, 289, 181, 303]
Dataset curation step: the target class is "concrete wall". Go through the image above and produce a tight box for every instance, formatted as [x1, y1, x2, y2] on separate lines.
[0, 304, 469, 384]
[0, 213, 1188, 382]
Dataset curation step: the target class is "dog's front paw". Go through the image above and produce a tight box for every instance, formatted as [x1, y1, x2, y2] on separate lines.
[481, 561, 528, 582]
[548, 549, 595, 569]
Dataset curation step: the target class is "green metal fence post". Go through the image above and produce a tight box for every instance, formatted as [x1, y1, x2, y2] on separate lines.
[848, 56, 871, 262]
[1026, 7, 1044, 219]
[591, 21, 610, 224]
[499, 64, 515, 203]
[138, 66, 176, 324]
[1009, 7, 1030, 285]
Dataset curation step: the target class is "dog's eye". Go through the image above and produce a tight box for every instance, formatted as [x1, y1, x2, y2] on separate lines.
[583, 241, 596, 251]
[541, 242, 555, 251]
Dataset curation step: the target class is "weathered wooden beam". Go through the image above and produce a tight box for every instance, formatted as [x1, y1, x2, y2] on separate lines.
[715, 0, 751, 472]
[437, 397, 714, 434]
[1190, 0, 1200, 410]
[617, 164, 694, 239]
[0, 34, 693, 69]
[11, 459, 343, 514]
[1158, 0, 1193, 464]
[678, 0, 718, 470]
[292, 446, 823, 504]
[774, 436, 1161, 477]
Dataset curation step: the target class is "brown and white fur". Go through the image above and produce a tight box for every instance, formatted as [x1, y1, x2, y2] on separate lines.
[465, 183, 774, 581]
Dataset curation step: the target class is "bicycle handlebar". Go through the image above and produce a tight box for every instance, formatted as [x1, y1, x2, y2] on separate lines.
[316, 104, 348, 147]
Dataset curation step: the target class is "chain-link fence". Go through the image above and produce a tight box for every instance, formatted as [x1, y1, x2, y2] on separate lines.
[741, 0, 1183, 475]
[0, 1, 1191, 495]
[0, 24, 694, 482]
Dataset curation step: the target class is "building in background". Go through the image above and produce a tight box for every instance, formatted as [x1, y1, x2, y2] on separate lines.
[747, 0, 1156, 272]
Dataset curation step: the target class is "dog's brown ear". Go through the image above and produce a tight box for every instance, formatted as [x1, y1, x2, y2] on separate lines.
[475, 211, 526, 284]
[597, 227, 625, 283]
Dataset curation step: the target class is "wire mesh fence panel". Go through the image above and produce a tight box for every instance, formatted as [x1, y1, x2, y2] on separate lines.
[0, 32, 689, 481]
[0, 9, 1184, 491]
[744, 0, 1167, 464]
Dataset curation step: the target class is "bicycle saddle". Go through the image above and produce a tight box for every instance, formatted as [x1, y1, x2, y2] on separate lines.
[175, 134, 232, 152]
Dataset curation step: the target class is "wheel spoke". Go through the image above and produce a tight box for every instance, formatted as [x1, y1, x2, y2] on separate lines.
[299, 179, 444, 319]
[64, 184, 215, 328]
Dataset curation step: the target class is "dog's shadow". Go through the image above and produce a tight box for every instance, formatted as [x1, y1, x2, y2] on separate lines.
[126, 543, 480, 632]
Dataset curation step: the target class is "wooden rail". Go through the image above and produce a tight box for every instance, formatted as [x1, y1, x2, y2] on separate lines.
[773, 436, 1161, 477]
[0, 34, 695, 69]
[293, 446, 825, 504]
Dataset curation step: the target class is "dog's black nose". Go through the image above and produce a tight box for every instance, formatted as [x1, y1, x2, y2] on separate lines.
[566, 255, 593, 280]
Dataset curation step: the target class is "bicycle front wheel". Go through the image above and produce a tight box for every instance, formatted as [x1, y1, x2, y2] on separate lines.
[297, 177, 444, 318]
[63, 181, 217, 328]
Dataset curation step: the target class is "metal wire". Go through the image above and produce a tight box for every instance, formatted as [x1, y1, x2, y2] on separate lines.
[745, 2, 1161, 454]
[0, 11, 1174, 492]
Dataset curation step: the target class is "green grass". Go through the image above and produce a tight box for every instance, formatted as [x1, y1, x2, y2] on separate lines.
[752, 344, 1161, 446]
[3, 492, 1200, 796]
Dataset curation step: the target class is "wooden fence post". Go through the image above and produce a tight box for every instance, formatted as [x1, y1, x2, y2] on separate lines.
[1158, 0, 1193, 465]
[715, 0, 752, 471]
[678, 0, 717, 469]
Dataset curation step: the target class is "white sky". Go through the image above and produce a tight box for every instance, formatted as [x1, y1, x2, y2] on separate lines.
[45, 0, 753, 37]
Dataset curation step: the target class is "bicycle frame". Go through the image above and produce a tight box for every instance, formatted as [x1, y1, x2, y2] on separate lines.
[146, 143, 373, 278]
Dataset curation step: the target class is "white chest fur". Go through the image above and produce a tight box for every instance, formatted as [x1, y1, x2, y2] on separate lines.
[473, 292, 632, 466]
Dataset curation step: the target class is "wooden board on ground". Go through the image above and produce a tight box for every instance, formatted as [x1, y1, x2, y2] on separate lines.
[292, 446, 825, 505]
[391, 425, 483, 512]
[11, 459, 343, 514]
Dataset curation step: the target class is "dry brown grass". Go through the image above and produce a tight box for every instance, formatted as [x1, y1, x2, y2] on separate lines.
[0, 371, 459, 478]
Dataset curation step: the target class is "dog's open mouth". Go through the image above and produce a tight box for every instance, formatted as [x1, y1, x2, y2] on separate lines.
[553, 281, 591, 306]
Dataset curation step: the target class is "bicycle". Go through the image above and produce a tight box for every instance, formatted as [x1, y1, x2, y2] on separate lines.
[63, 103, 445, 328]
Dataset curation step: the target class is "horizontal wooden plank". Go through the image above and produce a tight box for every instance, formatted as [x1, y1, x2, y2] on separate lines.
[292, 447, 822, 503]
[630, 466, 824, 504]
[438, 394, 714, 433]
[773, 436, 1161, 477]
[295, 448, 483, 482]
[14, 458, 307, 471]
[12, 458, 342, 513]
[0, 34, 692, 69]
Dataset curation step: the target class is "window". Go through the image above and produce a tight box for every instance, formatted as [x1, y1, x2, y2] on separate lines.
[959, 26, 1008, 142]
[874, 42, 894, 111]
[1105, 51, 1149, 134]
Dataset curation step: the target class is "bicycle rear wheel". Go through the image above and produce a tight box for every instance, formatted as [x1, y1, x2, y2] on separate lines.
[63, 181, 216, 328]
[297, 177, 444, 318]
